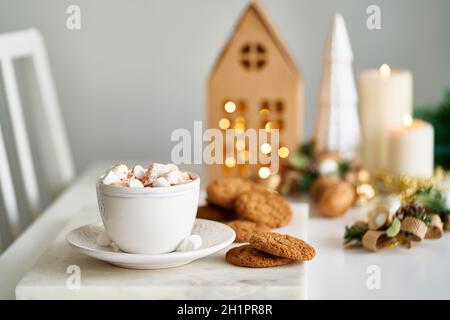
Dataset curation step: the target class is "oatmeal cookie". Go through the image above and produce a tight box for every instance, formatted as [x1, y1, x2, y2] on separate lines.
[225, 245, 293, 268]
[234, 190, 292, 228]
[207, 177, 262, 208]
[196, 205, 237, 221]
[249, 232, 316, 261]
[226, 220, 271, 243]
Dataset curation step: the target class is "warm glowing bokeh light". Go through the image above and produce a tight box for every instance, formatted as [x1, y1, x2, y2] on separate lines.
[235, 116, 246, 124]
[236, 140, 245, 151]
[238, 150, 249, 162]
[264, 122, 272, 132]
[258, 167, 271, 179]
[278, 147, 290, 158]
[225, 157, 236, 168]
[260, 143, 271, 154]
[357, 183, 375, 199]
[219, 118, 230, 129]
[224, 101, 236, 113]
[234, 122, 245, 130]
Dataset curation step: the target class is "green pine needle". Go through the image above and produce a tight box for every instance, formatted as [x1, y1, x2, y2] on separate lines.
[414, 187, 448, 215]
[344, 225, 367, 244]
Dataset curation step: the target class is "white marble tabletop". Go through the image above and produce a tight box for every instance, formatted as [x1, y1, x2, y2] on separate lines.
[15, 204, 308, 300]
[1, 162, 450, 299]
[307, 201, 450, 299]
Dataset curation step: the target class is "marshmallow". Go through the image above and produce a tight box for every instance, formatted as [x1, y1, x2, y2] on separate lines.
[128, 177, 144, 188]
[181, 172, 191, 180]
[97, 231, 112, 246]
[152, 177, 170, 187]
[148, 163, 168, 178]
[167, 163, 179, 172]
[111, 164, 129, 179]
[133, 165, 146, 179]
[179, 172, 193, 184]
[102, 170, 122, 185]
[164, 170, 183, 185]
[102, 162, 191, 188]
[176, 235, 203, 252]
[148, 163, 178, 179]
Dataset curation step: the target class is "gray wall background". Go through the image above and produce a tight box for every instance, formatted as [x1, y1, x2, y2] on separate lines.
[0, 0, 449, 172]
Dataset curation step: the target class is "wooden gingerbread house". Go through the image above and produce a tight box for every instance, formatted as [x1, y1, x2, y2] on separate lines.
[207, 2, 303, 181]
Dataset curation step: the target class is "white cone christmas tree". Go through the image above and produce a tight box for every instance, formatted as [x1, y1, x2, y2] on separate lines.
[314, 13, 360, 159]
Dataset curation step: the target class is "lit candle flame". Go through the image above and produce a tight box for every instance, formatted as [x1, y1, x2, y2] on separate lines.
[379, 64, 391, 78]
[403, 113, 413, 127]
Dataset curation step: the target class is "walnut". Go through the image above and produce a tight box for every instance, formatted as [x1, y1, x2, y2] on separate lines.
[318, 181, 355, 218]
[310, 175, 341, 202]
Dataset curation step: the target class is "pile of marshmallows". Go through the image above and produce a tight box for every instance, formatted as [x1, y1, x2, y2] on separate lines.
[102, 163, 192, 188]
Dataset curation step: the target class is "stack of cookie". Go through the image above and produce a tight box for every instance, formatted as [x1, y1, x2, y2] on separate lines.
[197, 177, 292, 242]
[226, 232, 316, 268]
[197, 177, 316, 268]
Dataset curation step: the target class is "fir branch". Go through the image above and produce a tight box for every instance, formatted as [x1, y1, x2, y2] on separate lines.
[296, 172, 317, 192]
[300, 141, 315, 158]
[414, 187, 448, 214]
[415, 211, 432, 225]
[396, 201, 432, 225]
[338, 161, 350, 176]
[344, 225, 367, 244]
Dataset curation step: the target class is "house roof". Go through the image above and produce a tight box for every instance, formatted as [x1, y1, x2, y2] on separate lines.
[209, 1, 300, 81]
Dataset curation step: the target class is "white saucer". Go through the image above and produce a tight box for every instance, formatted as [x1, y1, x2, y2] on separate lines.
[66, 219, 235, 269]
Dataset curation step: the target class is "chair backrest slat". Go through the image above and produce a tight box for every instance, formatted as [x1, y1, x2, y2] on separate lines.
[30, 32, 75, 196]
[0, 124, 20, 239]
[0, 29, 75, 252]
[1, 58, 41, 216]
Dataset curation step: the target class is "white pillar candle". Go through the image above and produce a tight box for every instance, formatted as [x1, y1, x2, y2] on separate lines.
[387, 115, 434, 177]
[358, 65, 413, 172]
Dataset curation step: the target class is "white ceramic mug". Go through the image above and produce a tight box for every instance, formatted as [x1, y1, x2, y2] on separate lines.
[96, 173, 200, 254]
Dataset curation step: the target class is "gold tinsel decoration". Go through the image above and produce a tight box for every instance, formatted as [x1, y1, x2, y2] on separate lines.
[373, 167, 450, 202]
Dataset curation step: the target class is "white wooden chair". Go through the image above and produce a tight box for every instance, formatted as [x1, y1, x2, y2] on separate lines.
[0, 29, 75, 252]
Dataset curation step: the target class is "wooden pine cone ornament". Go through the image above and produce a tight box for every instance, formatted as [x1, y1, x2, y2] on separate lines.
[317, 179, 355, 218]
[395, 202, 425, 220]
